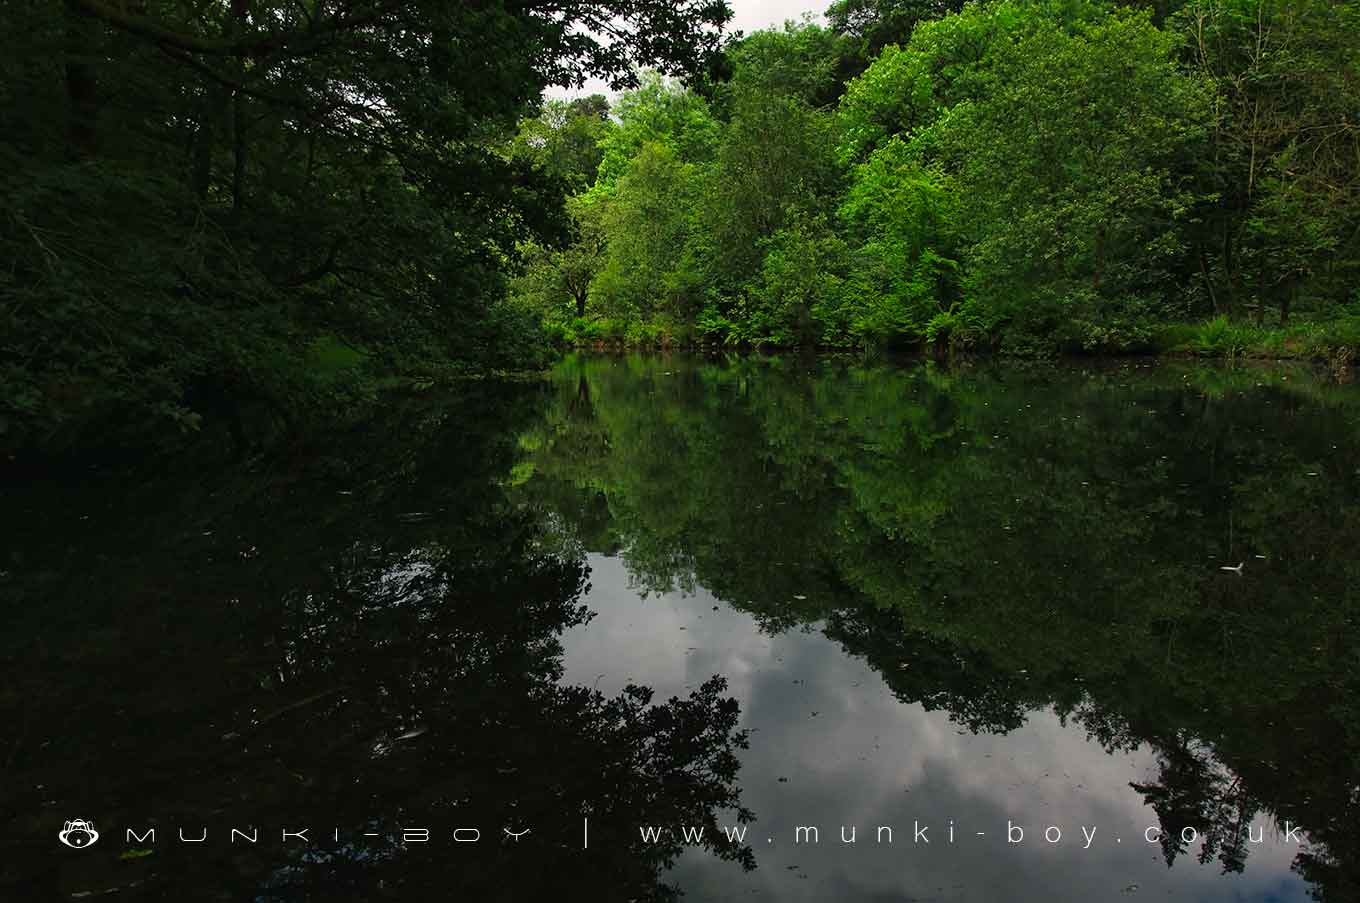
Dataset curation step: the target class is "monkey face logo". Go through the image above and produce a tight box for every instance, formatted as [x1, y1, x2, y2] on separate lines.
[58, 819, 99, 848]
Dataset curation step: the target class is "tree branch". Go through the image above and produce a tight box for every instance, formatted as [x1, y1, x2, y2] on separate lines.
[278, 234, 349, 286]
[75, 0, 407, 58]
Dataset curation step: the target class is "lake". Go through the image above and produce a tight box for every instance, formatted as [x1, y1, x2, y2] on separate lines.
[3, 353, 1357, 901]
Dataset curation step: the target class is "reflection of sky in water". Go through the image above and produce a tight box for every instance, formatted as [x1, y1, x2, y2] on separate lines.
[562, 555, 1308, 902]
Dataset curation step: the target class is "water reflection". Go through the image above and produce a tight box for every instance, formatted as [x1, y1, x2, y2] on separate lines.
[2, 355, 1358, 901]
[0, 385, 749, 901]
[522, 354, 1360, 901]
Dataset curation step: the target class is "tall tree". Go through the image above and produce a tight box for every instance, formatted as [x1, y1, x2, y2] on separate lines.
[1175, 0, 1360, 323]
[826, 0, 967, 60]
[1, 0, 733, 453]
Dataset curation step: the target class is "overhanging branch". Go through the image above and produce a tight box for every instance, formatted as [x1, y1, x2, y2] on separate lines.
[74, 0, 408, 58]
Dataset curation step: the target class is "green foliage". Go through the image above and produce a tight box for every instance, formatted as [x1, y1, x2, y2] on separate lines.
[0, 0, 733, 456]
[838, 138, 960, 343]
[508, 95, 615, 191]
[1186, 314, 1265, 355]
[844, 2, 1204, 352]
[508, 194, 609, 323]
[836, 43, 937, 163]
[7, 0, 1360, 458]
[592, 72, 722, 190]
[594, 142, 709, 322]
[701, 88, 843, 294]
[1161, 311, 1360, 363]
[526, 3, 1357, 358]
[738, 212, 851, 346]
[717, 19, 858, 111]
[826, 0, 969, 59]
[946, 8, 1207, 292]
[1173, 0, 1360, 324]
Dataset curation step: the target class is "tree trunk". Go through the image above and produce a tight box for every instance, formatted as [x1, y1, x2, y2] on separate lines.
[191, 85, 220, 200]
[1198, 243, 1220, 314]
[64, 0, 99, 158]
[1220, 222, 1237, 316]
[232, 88, 247, 213]
[229, 0, 250, 214]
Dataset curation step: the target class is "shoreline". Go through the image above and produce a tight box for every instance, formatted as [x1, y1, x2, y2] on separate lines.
[552, 339, 1357, 372]
[6, 343, 1353, 470]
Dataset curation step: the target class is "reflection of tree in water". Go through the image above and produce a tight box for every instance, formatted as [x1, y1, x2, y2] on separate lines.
[1130, 737, 1257, 873]
[825, 607, 1034, 735]
[0, 385, 752, 901]
[250, 517, 754, 900]
[519, 354, 1360, 901]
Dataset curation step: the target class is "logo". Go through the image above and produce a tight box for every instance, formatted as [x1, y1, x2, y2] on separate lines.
[58, 819, 99, 849]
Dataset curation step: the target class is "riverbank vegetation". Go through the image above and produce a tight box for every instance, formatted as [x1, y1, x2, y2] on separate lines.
[508, 0, 1360, 361]
[1, 0, 731, 455]
[4, 0, 1358, 457]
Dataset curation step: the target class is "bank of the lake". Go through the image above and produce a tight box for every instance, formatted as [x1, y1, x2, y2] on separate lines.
[10, 338, 1359, 470]
[552, 314, 1360, 372]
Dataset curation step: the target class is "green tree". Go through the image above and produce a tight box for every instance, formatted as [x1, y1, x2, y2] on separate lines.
[716, 19, 857, 111]
[703, 90, 842, 294]
[592, 71, 722, 190]
[739, 211, 851, 345]
[510, 195, 609, 321]
[838, 1, 1212, 351]
[826, 0, 967, 61]
[1174, 0, 1360, 323]
[593, 142, 708, 327]
[0, 0, 733, 454]
[697, 24, 847, 320]
[935, 5, 1211, 348]
[838, 138, 960, 344]
[510, 95, 615, 191]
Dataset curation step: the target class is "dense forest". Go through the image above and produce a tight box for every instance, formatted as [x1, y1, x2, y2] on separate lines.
[1, 0, 732, 455]
[3, 0, 1359, 456]
[510, 0, 1360, 358]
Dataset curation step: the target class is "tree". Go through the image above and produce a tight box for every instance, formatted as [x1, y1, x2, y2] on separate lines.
[739, 211, 850, 345]
[838, 1, 1212, 350]
[593, 141, 708, 324]
[826, 0, 968, 60]
[0, 0, 734, 454]
[699, 24, 846, 302]
[715, 19, 857, 112]
[511, 196, 609, 321]
[1174, 0, 1360, 323]
[703, 89, 842, 294]
[510, 95, 615, 192]
[937, 5, 1211, 346]
[592, 71, 722, 189]
[838, 138, 960, 344]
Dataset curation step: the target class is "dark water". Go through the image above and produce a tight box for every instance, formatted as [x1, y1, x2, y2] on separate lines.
[3, 354, 1358, 901]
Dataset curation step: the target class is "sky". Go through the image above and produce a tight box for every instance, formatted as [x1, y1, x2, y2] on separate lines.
[547, 0, 825, 99]
[725, 0, 825, 33]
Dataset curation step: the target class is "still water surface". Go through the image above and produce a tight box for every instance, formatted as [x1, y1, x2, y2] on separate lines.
[2, 354, 1357, 901]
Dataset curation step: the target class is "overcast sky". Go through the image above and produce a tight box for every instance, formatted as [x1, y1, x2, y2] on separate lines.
[726, 0, 826, 33]
[548, 0, 826, 99]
